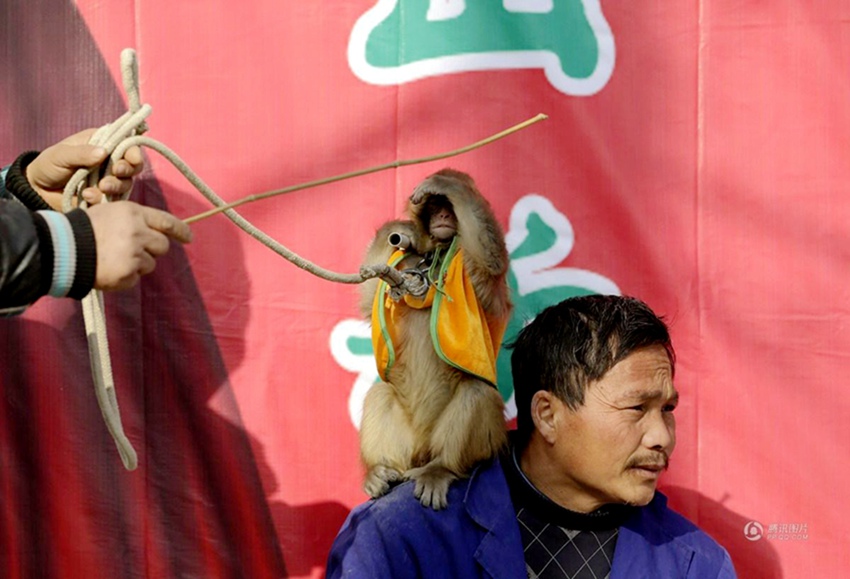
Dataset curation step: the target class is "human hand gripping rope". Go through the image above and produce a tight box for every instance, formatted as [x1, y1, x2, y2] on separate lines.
[65, 48, 547, 470]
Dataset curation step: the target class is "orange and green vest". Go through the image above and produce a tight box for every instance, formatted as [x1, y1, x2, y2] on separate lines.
[371, 238, 508, 386]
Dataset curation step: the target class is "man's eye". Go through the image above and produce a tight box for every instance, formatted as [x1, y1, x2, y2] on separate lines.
[663, 404, 677, 413]
[628, 406, 645, 412]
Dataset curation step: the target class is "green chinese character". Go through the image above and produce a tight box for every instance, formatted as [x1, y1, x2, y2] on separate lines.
[349, 0, 616, 96]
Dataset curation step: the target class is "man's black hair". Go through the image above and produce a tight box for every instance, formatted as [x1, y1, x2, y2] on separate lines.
[509, 295, 675, 443]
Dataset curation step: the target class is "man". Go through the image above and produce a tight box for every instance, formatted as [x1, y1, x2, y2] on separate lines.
[1, 129, 192, 313]
[327, 294, 736, 578]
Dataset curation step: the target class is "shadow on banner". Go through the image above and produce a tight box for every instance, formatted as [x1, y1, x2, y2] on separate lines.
[0, 1, 288, 575]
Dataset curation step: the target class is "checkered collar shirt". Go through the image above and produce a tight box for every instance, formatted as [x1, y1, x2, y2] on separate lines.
[503, 442, 636, 579]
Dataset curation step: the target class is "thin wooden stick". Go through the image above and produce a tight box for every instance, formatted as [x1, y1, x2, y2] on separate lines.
[184, 113, 548, 224]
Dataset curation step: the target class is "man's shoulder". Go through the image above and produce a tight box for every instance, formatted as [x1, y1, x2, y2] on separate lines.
[646, 493, 722, 544]
[341, 458, 511, 538]
[633, 492, 734, 573]
[343, 477, 469, 535]
[327, 462, 514, 577]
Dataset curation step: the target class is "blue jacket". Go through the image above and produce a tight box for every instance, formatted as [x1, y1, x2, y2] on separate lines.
[327, 458, 736, 578]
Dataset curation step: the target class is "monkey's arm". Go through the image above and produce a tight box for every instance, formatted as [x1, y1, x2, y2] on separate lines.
[410, 173, 507, 277]
[454, 194, 511, 318]
[410, 173, 510, 316]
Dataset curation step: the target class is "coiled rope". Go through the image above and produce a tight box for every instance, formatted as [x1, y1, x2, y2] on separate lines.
[61, 48, 546, 470]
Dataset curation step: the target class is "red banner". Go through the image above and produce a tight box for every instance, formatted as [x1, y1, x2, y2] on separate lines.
[1, 1, 847, 577]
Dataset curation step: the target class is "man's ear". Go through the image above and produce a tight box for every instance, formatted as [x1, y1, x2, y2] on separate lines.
[530, 391, 560, 445]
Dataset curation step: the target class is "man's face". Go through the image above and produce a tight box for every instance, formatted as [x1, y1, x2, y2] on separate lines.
[547, 345, 677, 511]
[428, 205, 458, 242]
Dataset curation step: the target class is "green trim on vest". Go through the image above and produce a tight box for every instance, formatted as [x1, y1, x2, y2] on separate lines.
[377, 251, 407, 377]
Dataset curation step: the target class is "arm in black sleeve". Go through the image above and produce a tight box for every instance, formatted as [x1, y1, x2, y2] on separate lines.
[0, 199, 51, 312]
[1, 154, 98, 315]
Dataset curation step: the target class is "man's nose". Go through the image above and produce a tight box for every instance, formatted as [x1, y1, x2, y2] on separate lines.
[643, 410, 675, 453]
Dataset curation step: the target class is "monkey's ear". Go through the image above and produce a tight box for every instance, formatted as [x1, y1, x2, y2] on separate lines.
[529, 391, 560, 445]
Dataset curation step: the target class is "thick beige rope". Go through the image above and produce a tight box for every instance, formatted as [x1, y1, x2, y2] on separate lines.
[63, 48, 547, 469]
[61, 49, 149, 470]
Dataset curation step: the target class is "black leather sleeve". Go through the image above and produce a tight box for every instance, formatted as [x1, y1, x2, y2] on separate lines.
[0, 198, 51, 310]
[1, 152, 98, 313]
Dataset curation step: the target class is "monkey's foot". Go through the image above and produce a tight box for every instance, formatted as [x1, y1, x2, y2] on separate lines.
[364, 465, 403, 499]
[400, 271, 429, 297]
[404, 464, 457, 510]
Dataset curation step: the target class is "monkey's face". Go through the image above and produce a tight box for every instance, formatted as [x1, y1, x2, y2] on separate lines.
[428, 206, 458, 242]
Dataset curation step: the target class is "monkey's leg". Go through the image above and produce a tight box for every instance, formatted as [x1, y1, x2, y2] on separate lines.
[359, 381, 416, 499]
[405, 379, 507, 509]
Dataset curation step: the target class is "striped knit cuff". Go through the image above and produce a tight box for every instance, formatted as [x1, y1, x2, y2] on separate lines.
[35, 210, 77, 298]
[5, 151, 50, 211]
[29, 212, 55, 299]
[65, 209, 97, 299]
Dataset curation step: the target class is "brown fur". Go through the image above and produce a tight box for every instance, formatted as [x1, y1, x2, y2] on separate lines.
[359, 169, 512, 509]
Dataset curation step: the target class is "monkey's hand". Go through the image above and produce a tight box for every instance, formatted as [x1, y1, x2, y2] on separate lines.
[388, 286, 406, 301]
[386, 270, 429, 301]
[400, 270, 429, 298]
[409, 182, 432, 206]
[364, 465, 403, 499]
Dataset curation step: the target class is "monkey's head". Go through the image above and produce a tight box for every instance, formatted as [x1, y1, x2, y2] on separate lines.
[410, 168, 479, 244]
[422, 195, 458, 243]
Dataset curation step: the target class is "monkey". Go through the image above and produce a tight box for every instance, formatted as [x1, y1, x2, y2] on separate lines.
[357, 168, 512, 509]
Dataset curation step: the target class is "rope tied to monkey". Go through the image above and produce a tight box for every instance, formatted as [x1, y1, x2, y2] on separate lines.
[65, 48, 547, 470]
